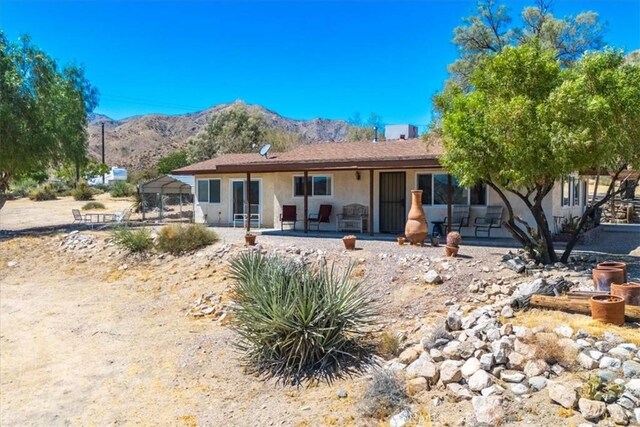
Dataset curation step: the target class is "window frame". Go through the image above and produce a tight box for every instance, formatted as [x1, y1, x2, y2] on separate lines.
[292, 174, 334, 198]
[196, 178, 222, 204]
[561, 178, 571, 207]
[417, 173, 486, 206]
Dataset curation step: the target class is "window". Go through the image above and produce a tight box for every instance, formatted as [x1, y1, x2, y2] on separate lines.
[197, 179, 221, 203]
[573, 178, 580, 206]
[294, 175, 332, 197]
[470, 182, 487, 205]
[417, 174, 432, 205]
[561, 178, 570, 207]
[433, 174, 468, 205]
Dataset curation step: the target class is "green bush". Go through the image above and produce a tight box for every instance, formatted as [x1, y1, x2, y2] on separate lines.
[110, 180, 135, 197]
[72, 182, 94, 201]
[10, 177, 39, 198]
[82, 201, 106, 210]
[229, 252, 377, 384]
[28, 183, 58, 201]
[111, 227, 153, 253]
[156, 224, 218, 254]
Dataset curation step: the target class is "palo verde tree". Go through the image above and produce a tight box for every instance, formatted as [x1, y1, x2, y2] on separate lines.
[0, 33, 98, 205]
[435, 41, 640, 264]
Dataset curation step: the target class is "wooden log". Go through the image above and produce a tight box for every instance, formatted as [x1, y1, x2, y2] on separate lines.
[566, 291, 608, 300]
[529, 294, 640, 322]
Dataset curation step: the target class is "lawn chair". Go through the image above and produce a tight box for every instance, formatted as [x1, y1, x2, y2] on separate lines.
[308, 204, 332, 231]
[280, 205, 298, 231]
[444, 205, 470, 234]
[105, 208, 132, 225]
[72, 209, 88, 224]
[475, 205, 504, 237]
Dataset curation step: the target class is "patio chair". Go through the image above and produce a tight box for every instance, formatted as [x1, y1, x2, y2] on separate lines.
[72, 209, 89, 224]
[444, 205, 470, 234]
[308, 204, 332, 231]
[104, 208, 132, 224]
[475, 205, 504, 237]
[280, 205, 298, 231]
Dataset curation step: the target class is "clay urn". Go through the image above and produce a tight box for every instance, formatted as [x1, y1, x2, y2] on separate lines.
[597, 262, 627, 282]
[590, 295, 625, 326]
[611, 282, 640, 306]
[592, 266, 625, 292]
[405, 190, 428, 245]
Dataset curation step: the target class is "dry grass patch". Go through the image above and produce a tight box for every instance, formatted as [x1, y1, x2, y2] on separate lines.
[378, 332, 402, 359]
[530, 332, 578, 367]
[513, 309, 640, 346]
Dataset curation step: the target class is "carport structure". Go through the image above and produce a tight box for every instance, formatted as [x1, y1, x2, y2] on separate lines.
[138, 175, 192, 221]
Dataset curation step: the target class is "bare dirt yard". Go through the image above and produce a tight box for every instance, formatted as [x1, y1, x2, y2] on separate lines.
[1, 197, 639, 426]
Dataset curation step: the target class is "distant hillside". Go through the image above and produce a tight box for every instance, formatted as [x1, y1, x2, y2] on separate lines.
[87, 102, 350, 170]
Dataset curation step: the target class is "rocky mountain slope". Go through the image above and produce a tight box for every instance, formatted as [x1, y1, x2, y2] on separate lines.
[87, 102, 350, 170]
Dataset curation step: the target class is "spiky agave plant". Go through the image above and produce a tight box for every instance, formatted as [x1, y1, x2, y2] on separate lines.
[229, 251, 377, 384]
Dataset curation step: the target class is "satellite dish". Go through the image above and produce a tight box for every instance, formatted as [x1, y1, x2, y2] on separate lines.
[259, 144, 271, 159]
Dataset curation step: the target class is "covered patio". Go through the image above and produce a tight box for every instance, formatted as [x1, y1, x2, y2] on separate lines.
[138, 174, 193, 222]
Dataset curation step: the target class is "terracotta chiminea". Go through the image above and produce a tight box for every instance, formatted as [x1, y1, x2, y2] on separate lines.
[405, 190, 428, 245]
[592, 266, 625, 292]
[590, 295, 625, 326]
[597, 262, 627, 282]
[611, 282, 640, 306]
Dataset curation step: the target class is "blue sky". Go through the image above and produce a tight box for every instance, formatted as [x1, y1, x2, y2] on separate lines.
[2, 1, 639, 127]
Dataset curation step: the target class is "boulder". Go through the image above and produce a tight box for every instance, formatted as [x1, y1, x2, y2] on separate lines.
[480, 353, 495, 371]
[397, 347, 421, 365]
[548, 380, 578, 409]
[405, 353, 439, 384]
[440, 360, 463, 384]
[599, 356, 622, 370]
[523, 359, 549, 378]
[430, 348, 444, 362]
[446, 308, 462, 331]
[481, 384, 505, 396]
[528, 376, 548, 391]
[407, 377, 429, 396]
[461, 357, 481, 379]
[577, 353, 598, 370]
[424, 270, 443, 284]
[505, 258, 526, 274]
[578, 398, 606, 421]
[625, 379, 640, 399]
[446, 383, 473, 401]
[553, 325, 574, 339]
[588, 350, 603, 361]
[500, 370, 525, 383]
[390, 409, 412, 427]
[622, 360, 640, 379]
[606, 403, 628, 425]
[468, 369, 493, 392]
[609, 347, 632, 359]
[472, 396, 505, 425]
[510, 383, 529, 395]
[442, 342, 462, 360]
[507, 352, 526, 370]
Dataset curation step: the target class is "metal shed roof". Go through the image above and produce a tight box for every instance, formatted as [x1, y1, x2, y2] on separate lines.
[139, 175, 192, 194]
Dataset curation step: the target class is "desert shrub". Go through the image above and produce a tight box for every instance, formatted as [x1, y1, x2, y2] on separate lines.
[9, 177, 39, 198]
[378, 332, 402, 358]
[28, 183, 58, 201]
[72, 182, 94, 201]
[361, 369, 409, 419]
[581, 375, 624, 403]
[110, 180, 135, 198]
[111, 227, 153, 253]
[156, 224, 218, 254]
[531, 332, 578, 367]
[229, 252, 377, 384]
[82, 201, 105, 210]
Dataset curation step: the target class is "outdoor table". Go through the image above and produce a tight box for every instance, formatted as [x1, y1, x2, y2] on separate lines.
[85, 213, 115, 223]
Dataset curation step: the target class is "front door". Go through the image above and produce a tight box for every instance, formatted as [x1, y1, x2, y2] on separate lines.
[379, 172, 406, 233]
[231, 180, 260, 226]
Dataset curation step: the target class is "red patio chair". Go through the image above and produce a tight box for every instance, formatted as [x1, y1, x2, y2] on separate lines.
[308, 204, 332, 231]
[280, 205, 298, 231]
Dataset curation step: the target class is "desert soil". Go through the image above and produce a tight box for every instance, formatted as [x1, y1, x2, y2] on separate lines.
[1, 197, 639, 426]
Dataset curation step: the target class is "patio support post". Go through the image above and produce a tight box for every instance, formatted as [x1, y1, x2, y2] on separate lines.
[141, 187, 146, 221]
[304, 170, 309, 233]
[246, 172, 251, 232]
[369, 169, 374, 236]
[159, 190, 164, 221]
[447, 174, 452, 233]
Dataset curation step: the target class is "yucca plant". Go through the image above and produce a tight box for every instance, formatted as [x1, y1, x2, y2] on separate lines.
[229, 251, 377, 384]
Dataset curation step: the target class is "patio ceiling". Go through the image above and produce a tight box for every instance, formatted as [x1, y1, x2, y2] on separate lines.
[139, 174, 192, 194]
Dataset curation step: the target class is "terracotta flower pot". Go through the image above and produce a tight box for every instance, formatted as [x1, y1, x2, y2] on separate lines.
[343, 236, 356, 250]
[397, 237, 405, 246]
[245, 234, 256, 246]
[590, 295, 625, 326]
[444, 245, 459, 257]
[405, 190, 428, 245]
[611, 282, 640, 306]
[592, 266, 625, 292]
[597, 262, 628, 282]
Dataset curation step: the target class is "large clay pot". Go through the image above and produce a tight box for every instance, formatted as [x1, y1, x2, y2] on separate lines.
[592, 267, 625, 292]
[611, 282, 640, 306]
[405, 190, 428, 245]
[597, 262, 628, 282]
[590, 295, 625, 326]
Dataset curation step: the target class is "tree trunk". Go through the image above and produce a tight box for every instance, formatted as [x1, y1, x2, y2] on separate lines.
[486, 182, 536, 257]
[509, 184, 556, 264]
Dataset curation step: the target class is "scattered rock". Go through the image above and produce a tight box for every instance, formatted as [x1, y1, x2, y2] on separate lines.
[504, 258, 526, 273]
[481, 384, 505, 397]
[398, 347, 421, 365]
[500, 370, 525, 383]
[609, 347, 632, 359]
[472, 395, 505, 425]
[7, 261, 17, 268]
[440, 360, 463, 384]
[577, 353, 599, 370]
[554, 325, 574, 339]
[548, 380, 578, 409]
[468, 369, 493, 392]
[622, 360, 640, 379]
[507, 352, 526, 370]
[529, 376, 548, 391]
[390, 408, 412, 427]
[500, 305, 514, 318]
[423, 270, 443, 284]
[578, 398, 606, 421]
[625, 379, 640, 398]
[405, 353, 439, 384]
[447, 383, 473, 401]
[599, 356, 622, 370]
[407, 377, 428, 396]
[523, 359, 549, 378]
[480, 353, 494, 371]
[461, 357, 481, 379]
[337, 388, 348, 398]
[510, 383, 529, 395]
[589, 350, 604, 361]
[606, 403, 628, 425]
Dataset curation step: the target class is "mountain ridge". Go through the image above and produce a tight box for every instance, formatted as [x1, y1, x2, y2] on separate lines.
[87, 102, 351, 170]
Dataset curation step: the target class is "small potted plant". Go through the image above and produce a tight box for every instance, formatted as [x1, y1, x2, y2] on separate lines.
[445, 231, 461, 257]
[343, 235, 357, 250]
[245, 233, 256, 246]
[397, 236, 405, 246]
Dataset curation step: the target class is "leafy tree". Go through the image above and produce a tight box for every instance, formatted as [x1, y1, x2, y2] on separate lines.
[157, 150, 189, 174]
[56, 159, 109, 184]
[0, 33, 98, 205]
[435, 42, 640, 263]
[187, 102, 299, 163]
[448, 0, 604, 87]
[346, 112, 385, 142]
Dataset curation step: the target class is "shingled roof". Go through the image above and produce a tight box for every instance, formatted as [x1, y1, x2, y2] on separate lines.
[173, 138, 443, 174]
